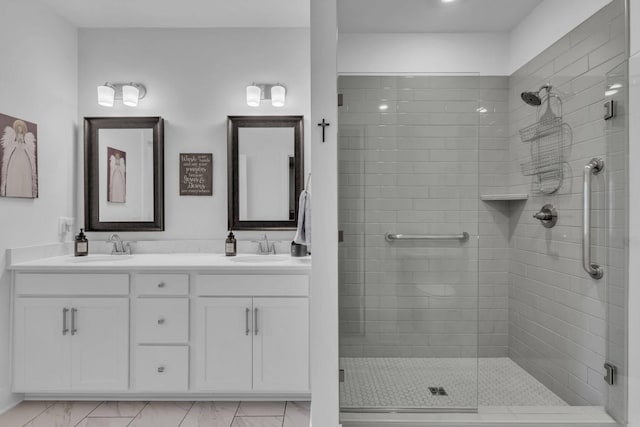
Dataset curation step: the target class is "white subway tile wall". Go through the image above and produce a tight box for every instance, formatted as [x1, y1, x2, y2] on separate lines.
[508, 0, 625, 413]
[338, 74, 510, 359]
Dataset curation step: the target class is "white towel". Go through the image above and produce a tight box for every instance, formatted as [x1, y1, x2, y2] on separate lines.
[294, 190, 311, 247]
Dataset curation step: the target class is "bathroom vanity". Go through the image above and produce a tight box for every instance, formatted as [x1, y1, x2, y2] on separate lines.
[9, 254, 311, 400]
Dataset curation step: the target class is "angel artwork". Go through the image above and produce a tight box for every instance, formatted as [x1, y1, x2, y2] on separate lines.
[0, 114, 38, 198]
[107, 147, 126, 203]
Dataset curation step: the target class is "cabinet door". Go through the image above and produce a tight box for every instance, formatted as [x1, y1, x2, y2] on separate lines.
[13, 298, 71, 391]
[195, 297, 252, 391]
[253, 297, 309, 391]
[70, 298, 129, 391]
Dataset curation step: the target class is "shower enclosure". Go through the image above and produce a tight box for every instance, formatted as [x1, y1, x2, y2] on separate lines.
[335, 0, 629, 425]
[337, 6, 629, 418]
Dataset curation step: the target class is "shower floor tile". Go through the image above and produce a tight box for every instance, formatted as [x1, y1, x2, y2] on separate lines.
[340, 357, 568, 409]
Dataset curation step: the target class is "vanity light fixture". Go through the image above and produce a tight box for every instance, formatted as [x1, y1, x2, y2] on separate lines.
[97, 82, 147, 107]
[246, 84, 262, 107]
[246, 83, 287, 107]
[97, 84, 116, 107]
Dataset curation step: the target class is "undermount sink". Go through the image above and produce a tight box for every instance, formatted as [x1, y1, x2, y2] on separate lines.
[67, 255, 134, 263]
[229, 255, 288, 263]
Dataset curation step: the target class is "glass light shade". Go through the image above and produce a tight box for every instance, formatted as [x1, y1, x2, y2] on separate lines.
[97, 85, 115, 107]
[271, 85, 286, 107]
[122, 84, 140, 107]
[246, 85, 261, 107]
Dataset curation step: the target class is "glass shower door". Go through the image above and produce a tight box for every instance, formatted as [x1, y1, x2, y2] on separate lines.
[338, 74, 480, 412]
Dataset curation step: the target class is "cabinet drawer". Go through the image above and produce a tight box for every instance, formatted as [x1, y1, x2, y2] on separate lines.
[136, 299, 189, 343]
[15, 274, 129, 296]
[135, 274, 189, 296]
[196, 275, 309, 297]
[135, 346, 188, 391]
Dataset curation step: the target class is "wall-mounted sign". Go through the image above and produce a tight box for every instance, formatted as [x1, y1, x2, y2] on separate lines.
[179, 153, 212, 196]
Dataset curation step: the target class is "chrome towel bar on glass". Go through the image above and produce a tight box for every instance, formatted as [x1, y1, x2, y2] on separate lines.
[583, 158, 604, 280]
[385, 232, 469, 242]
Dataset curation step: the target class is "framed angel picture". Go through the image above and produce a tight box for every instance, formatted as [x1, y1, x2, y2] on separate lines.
[107, 146, 126, 203]
[0, 113, 38, 199]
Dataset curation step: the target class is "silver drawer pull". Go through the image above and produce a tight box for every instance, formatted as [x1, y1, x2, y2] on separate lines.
[157, 366, 165, 373]
[71, 308, 78, 335]
[157, 317, 165, 325]
[62, 308, 69, 335]
[157, 282, 166, 288]
[254, 307, 259, 335]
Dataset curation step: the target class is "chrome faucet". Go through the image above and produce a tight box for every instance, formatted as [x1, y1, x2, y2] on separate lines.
[107, 233, 131, 255]
[255, 234, 276, 255]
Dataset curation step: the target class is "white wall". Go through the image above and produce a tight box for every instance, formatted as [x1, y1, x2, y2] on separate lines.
[508, 0, 614, 74]
[0, 0, 78, 412]
[337, 1, 614, 77]
[78, 28, 310, 242]
[338, 33, 509, 75]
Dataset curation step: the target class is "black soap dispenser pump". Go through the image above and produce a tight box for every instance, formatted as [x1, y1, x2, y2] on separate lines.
[75, 228, 89, 257]
[225, 231, 237, 256]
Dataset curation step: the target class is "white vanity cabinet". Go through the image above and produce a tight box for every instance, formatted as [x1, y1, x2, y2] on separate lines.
[10, 258, 311, 399]
[195, 274, 310, 393]
[13, 274, 129, 392]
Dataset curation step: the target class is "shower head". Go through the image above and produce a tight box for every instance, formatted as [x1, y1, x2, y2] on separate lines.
[521, 85, 552, 106]
[521, 91, 542, 106]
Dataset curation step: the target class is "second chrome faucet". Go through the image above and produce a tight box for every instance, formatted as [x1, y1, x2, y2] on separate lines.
[107, 233, 132, 255]
[255, 234, 276, 255]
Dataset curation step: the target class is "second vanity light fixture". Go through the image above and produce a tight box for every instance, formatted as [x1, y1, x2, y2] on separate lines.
[97, 82, 147, 107]
[246, 83, 286, 107]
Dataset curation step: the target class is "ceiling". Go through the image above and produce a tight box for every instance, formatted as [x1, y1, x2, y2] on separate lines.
[339, 0, 543, 33]
[40, 0, 541, 33]
[38, 0, 310, 28]
[40, 0, 542, 32]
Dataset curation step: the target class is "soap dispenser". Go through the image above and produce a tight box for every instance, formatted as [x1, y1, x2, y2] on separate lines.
[74, 228, 89, 257]
[225, 231, 237, 256]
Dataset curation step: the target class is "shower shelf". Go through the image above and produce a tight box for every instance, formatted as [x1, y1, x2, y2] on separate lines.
[480, 193, 529, 201]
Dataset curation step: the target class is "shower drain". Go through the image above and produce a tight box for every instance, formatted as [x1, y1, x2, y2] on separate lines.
[428, 386, 448, 396]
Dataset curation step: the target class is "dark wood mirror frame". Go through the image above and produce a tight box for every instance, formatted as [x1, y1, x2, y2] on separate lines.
[227, 115, 304, 230]
[84, 116, 165, 232]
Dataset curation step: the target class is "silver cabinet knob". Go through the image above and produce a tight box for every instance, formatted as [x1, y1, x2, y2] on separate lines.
[157, 282, 166, 288]
[157, 366, 165, 373]
[157, 317, 165, 325]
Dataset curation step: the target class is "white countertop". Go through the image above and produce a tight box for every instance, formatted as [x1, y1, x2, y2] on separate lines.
[9, 253, 312, 273]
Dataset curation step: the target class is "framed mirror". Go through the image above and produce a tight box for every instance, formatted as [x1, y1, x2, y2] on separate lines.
[84, 116, 164, 231]
[227, 115, 304, 230]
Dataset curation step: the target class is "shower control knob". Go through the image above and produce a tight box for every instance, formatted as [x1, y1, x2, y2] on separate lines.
[533, 212, 552, 220]
[533, 204, 557, 228]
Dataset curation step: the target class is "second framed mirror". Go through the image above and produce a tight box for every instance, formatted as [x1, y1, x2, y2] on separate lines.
[227, 115, 304, 230]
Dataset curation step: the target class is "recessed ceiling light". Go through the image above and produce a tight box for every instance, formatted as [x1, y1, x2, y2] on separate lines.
[441, 0, 457, 3]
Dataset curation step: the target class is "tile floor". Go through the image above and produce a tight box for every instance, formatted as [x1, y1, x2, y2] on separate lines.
[340, 357, 567, 409]
[0, 401, 310, 427]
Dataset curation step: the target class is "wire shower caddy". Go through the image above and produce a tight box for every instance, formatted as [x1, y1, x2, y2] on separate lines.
[519, 89, 568, 194]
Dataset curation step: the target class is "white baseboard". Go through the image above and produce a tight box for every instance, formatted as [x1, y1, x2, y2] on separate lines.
[0, 391, 23, 415]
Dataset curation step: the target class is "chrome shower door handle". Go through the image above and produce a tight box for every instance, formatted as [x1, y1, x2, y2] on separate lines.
[62, 308, 69, 335]
[245, 308, 250, 335]
[70, 308, 78, 335]
[583, 158, 604, 280]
